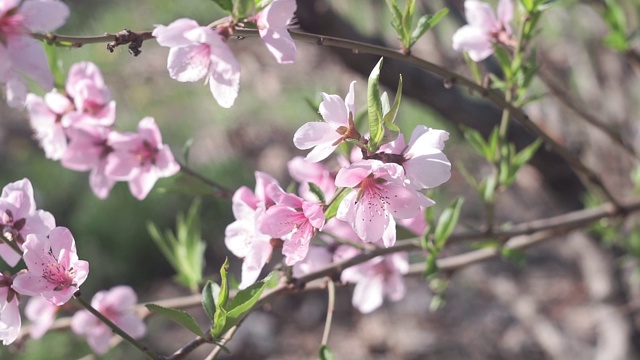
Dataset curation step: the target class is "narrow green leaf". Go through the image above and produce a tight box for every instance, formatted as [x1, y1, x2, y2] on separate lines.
[212, 307, 228, 338]
[493, 46, 512, 80]
[409, 9, 449, 48]
[603, 32, 629, 52]
[460, 126, 489, 159]
[402, 0, 416, 39]
[481, 174, 497, 203]
[325, 188, 351, 221]
[145, 304, 205, 337]
[385, 0, 403, 34]
[423, 248, 439, 278]
[43, 43, 64, 90]
[367, 58, 385, 151]
[218, 273, 274, 336]
[218, 258, 230, 308]
[202, 281, 218, 321]
[513, 139, 542, 168]
[212, 0, 234, 12]
[319, 345, 335, 360]
[434, 198, 464, 248]
[234, 0, 254, 19]
[382, 75, 402, 125]
[308, 182, 326, 204]
[486, 127, 500, 161]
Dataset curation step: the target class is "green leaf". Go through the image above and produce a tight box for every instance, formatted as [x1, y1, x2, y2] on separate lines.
[402, 0, 416, 41]
[513, 139, 542, 168]
[308, 182, 326, 204]
[43, 43, 64, 90]
[604, 31, 629, 52]
[460, 126, 489, 159]
[423, 248, 439, 278]
[234, 0, 254, 19]
[379, 75, 402, 146]
[493, 46, 513, 81]
[214, 273, 274, 337]
[434, 198, 464, 248]
[202, 281, 218, 321]
[367, 58, 385, 151]
[145, 304, 204, 337]
[211, 0, 233, 12]
[218, 258, 230, 308]
[319, 345, 335, 360]
[409, 8, 449, 48]
[324, 188, 351, 221]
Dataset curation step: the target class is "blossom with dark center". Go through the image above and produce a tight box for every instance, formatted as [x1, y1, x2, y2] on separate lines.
[12, 227, 88, 306]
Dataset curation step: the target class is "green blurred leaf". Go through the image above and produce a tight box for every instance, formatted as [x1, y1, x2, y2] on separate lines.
[147, 199, 205, 292]
[325, 188, 351, 221]
[319, 345, 335, 360]
[212, 259, 230, 337]
[211, 0, 233, 12]
[145, 304, 204, 337]
[380, 75, 402, 146]
[213, 272, 274, 338]
[202, 280, 218, 321]
[604, 32, 629, 51]
[43, 42, 65, 90]
[308, 182, 326, 204]
[402, 0, 416, 42]
[367, 58, 385, 151]
[434, 198, 464, 248]
[409, 8, 449, 48]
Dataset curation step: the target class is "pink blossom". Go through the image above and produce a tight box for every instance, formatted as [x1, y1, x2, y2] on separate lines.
[292, 246, 332, 277]
[153, 18, 241, 108]
[62, 125, 116, 199]
[452, 0, 513, 62]
[256, 0, 297, 64]
[105, 117, 180, 200]
[25, 91, 74, 160]
[287, 156, 336, 202]
[12, 227, 89, 306]
[258, 183, 325, 266]
[0, 178, 55, 267]
[0, 273, 20, 345]
[335, 159, 434, 247]
[380, 125, 451, 190]
[64, 62, 116, 127]
[225, 172, 279, 289]
[0, 0, 70, 107]
[338, 247, 408, 313]
[25, 296, 58, 339]
[71, 286, 145, 355]
[293, 81, 360, 162]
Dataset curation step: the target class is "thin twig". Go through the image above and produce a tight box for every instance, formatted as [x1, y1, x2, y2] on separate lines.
[321, 279, 336, 346]
[538, 68, 637, 158]
[177, 160, 233, 199]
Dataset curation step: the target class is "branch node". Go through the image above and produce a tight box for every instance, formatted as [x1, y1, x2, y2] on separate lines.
[106, 28, 146, 56]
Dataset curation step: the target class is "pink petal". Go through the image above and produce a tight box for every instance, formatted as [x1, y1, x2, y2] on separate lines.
[344, 81, 356, 116]
[404, 153, 451, 189]
[354, 195, 388, 243]
[335, 162, 372, 188]
[20, 0, 69, 32]
[25, 296, 57, 339]
[154, 148, 180, 177]
[384, 271, 406, 302]
[239, 240, 272, 289]
[167, 45, 210, 82]
[319, 93, 349, 127]
[0, 293, 20, 345]
[451, 25, 494, 62]
[352, 275, 385, 313]
[406, 126, 449, 152]
[293, 121, 340, 150]
[89, 164, 116, 200]
[7, 36, 53, 90]
[153, 18, 201, 47]
[207, 51, 241, 109]
[497, 0, 514, 27]
[0, 243, 22, 267]
[102, 285, 138, 309]
[5, 72, 28, 107]
[128, 167, 159, 200]
[114, 312, 146, 338]
[465, 0, 499, 31]
[259, 27, 296, 64]
[258, 205, 298, 237]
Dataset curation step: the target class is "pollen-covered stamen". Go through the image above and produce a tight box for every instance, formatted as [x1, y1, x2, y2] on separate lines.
[136, 140, 159, 166]
[355, 174, 393, 220]
[41, 259, 75, 291]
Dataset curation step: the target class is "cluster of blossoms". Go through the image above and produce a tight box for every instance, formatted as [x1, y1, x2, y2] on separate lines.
[0, 0, 69, 107]
[452, 0, 514, 62]
[152, 0, 297, 108]
[225, 81, 451, 312]
[0, 178, 145, 353]
[25, 61, 179, 200]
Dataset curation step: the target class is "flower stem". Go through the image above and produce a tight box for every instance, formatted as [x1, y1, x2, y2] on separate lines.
[74, 292, 160, 360]
[320, 278, 335, 346]
[0, 233, 23, 257]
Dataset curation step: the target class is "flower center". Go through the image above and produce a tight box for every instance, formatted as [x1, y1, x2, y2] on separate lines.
[1, 210, 25, 245]
[137, 140, 158, 165]
[42, 252, 75, 291]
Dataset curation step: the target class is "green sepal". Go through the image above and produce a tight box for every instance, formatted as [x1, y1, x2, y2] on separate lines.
[324, 188, 352, 221]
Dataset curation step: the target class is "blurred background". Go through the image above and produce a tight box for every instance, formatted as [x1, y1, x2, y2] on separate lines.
[1, 0, 640, 358]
